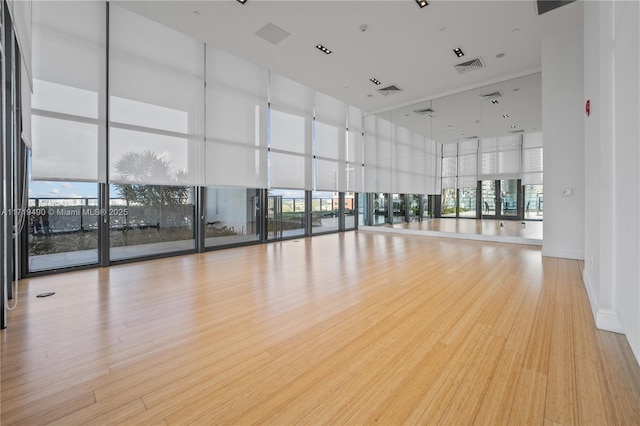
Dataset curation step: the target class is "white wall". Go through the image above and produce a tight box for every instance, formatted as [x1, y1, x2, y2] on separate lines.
[541, 26, 585, 260]
[583, 0, 640, 362]
[613, 0, 640, 360]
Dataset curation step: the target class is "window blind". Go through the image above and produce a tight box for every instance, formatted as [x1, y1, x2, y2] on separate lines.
[31, 0, 106, 182]
[205, 46, 267, 188]
[376, 117, 393, 193]
[268, 73, 312, 189]
[523, 132, 543, 184]
[391, 125, 410, 193]
[346, 105, 363, 193]
[363, 115, 377, 193]
[109, 5, 204, 186]
[458, 139, 478, 188]
[314, 91, 346, 191]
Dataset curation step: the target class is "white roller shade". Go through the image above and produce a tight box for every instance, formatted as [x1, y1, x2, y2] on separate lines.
[425, 138, 438, 194]
[314, 92, 346, 191]
[31, 0, 106, 182]
[346, 130, 363, 192]
[268, 73, 312, 189]
[270, 151, 305, 189]
[348, 105, 363, 132]
[315, 121, 344, 191]
[411, 133, 427, 194]
[20, 61, 32, 148]
[109, 5, 204, 186]
[206, 46, 267, 188]
[393, 125, 411, 194]
[376, 117, 393, 193]
[480, 135, 522, 180]
[458, 139, 478, 188]
[7, 0, 32, 85]
[523, 131, 543, 185]
[363, 115, 377, 193]
[268, 109, 310, 189]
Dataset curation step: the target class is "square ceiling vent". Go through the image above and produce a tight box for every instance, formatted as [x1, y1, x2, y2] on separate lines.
[454, 57, 484, 74]
[377, 84, 403, 96]
[255, 23, 290, 45]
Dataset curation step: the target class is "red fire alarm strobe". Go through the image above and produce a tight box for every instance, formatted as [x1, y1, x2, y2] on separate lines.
[585, 99, 591, 117]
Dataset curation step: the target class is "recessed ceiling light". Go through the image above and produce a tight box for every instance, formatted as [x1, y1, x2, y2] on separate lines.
[453, 48, 464, 58]
[237, 0, 247, 4]
[416, 0, 429, 8]
[496, 53, 505, 58]
[370, 78, 381, 85]
[503, 114, 509, 118]
[315, 44, 332, 54]
[491, 99, 499, 105]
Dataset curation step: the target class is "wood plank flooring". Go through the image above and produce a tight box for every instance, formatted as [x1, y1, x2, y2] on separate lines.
[2, 231, 639, 425]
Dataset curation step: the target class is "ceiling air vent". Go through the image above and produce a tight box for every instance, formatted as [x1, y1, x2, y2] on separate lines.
[480, 90, 503, 100]
[414, 107, 434, 115]
[454, 57, 484, 74]
[377, 84, 403, 96]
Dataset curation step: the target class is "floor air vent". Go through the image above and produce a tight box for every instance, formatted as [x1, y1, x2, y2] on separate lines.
[454, 57, 484, 74]
[377, 84, 403, 96]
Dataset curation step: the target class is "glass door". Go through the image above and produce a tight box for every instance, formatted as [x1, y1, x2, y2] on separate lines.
[500, 179, 519, 218]
[267, 195, 283, 240]
[482, 180, 497, 218]
[482, 179, 522, 220]
[458, 187, 477, 218]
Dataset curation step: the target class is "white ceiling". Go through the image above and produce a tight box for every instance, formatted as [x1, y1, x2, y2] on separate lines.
[114, 0, 583, 115]
[381, 72, 542, 142]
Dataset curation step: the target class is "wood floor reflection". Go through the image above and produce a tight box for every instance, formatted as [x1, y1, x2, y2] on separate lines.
[2, 231, 638, 425]
[363, 218, 543, 245]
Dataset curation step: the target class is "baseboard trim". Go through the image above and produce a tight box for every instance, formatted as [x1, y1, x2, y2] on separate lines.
[596, 311, 625, 334]
[541, 247, 584, 260]
[583, 268, 625, 334]
[583, 268, 599, 320]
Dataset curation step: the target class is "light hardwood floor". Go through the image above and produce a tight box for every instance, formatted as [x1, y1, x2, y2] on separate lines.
[2, 231, 639, 425]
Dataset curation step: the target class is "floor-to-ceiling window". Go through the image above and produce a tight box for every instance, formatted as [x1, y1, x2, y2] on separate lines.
[441, 143, 457, 218]
[204, 187, 260, 247]
[267, 189, 306, 240]
[373, 193, 388, 225]
[108, 5, 201, 261]
[29, 1, 105, 271]
[458, 187, 477, 218]
[357, 193, 368, 226]
[524, 184, 543, 220]
[392, 193, 406, 223]
[27, 178, 100, 272]
[109, 184, 196, 260]
[408, 194, 420, 222]
[311, 191, 339, 234]
[345, 192, 356, 229]
[482, 180, 497, 217]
